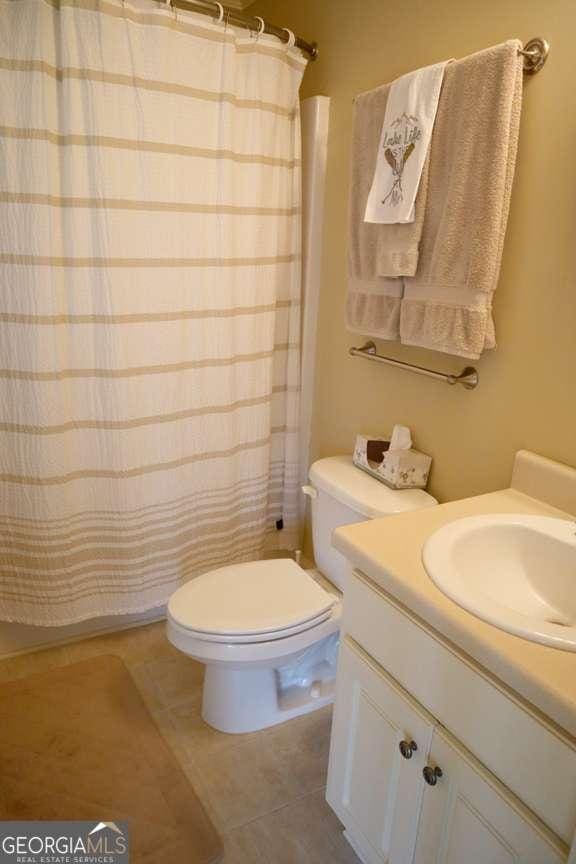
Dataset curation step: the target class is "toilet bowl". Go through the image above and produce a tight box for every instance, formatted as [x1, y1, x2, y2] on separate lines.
[167, 456, 436, 733]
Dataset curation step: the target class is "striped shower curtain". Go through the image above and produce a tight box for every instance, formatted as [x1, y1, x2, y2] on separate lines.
[0, 0, 306, 625]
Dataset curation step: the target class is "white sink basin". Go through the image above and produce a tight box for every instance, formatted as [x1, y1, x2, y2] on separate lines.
[423, 514, 576, 651]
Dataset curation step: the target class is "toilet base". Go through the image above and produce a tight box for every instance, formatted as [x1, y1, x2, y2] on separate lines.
[202, 663, 335, 734]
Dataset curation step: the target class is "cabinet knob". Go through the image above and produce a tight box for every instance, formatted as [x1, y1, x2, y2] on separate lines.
[422, 765, 443, 786]
[398, 739, 418, 759]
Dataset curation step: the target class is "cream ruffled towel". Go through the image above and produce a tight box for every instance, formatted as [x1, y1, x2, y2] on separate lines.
[347, 40, 523, 358]
[347, 83, 430, 340]
[400, 40, 523, 358]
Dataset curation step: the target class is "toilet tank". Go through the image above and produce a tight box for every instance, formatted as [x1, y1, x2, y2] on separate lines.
[306, 456, 437, 591]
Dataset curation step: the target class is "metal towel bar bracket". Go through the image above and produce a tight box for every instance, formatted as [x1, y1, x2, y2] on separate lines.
[518, 38, 549, 74]
[349, 341, 479, 390]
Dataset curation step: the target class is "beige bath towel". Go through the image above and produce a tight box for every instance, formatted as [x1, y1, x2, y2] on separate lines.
[400, 40, 523, 358]
[346, 83, 431, 340]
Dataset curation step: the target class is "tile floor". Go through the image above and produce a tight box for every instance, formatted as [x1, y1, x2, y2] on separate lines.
[0, 621, 360, 863]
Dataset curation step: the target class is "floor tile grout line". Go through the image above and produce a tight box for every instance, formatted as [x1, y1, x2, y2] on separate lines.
[168, 702, 333, 764]
[220, 784, 329, 835]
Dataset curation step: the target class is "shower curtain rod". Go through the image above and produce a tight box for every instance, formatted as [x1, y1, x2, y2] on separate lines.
[161, 0, 318, 59]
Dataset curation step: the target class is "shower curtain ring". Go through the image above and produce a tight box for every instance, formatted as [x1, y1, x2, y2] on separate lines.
[253, 16, 265, 39]
[213, 2, 224, 24]
[281, 27, 296, 48]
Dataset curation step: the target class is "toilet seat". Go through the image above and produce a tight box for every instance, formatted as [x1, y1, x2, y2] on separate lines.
[171, 608, 334, 644]
[167, 559, 336, 644]
[168, 601, 341, 666]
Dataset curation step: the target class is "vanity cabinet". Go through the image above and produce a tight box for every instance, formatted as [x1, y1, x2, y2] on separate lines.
[328, 640, 433, 863]
[327, 569, 574, 864]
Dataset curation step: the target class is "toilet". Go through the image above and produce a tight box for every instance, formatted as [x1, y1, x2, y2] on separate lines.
[167, 456, 436, 733]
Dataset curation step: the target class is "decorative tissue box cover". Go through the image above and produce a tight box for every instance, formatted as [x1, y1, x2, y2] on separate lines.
[353, 434, 432, 490]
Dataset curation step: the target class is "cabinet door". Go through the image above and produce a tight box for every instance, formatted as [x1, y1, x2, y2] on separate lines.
[327, 639, 434, 864]
[413, 727, 566, 864]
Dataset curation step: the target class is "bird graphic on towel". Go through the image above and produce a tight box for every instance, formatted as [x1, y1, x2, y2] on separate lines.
[381, 113, 422, 207]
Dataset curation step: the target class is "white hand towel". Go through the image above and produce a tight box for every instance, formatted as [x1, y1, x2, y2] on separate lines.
[364, 61, 448, 225]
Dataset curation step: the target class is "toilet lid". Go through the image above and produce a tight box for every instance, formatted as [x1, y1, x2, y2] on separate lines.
[168, 559, 336, 639]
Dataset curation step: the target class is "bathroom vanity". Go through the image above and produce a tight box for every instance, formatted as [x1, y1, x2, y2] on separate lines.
[326, 451, 576, 863]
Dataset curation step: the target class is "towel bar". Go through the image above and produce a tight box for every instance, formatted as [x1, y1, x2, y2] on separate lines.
[349, 341, 479, 390]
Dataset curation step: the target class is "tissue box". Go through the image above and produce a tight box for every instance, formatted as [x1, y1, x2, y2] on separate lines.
[353, 432, 432, 490]
[378, 448, 432, 490]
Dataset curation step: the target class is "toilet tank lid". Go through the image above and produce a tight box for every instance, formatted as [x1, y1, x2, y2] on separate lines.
[308, 456, 437, 519]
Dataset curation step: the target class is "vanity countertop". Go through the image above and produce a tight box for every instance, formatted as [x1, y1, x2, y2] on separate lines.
[333, 488, 576, 740]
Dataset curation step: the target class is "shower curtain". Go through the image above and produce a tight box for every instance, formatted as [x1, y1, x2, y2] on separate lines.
[0, 0, 306, 625]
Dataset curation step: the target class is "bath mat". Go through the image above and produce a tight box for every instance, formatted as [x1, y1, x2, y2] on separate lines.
[0, 654, 222, 863]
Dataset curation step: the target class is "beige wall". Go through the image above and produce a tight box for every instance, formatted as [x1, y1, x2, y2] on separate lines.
[250, 0, 576, 505]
